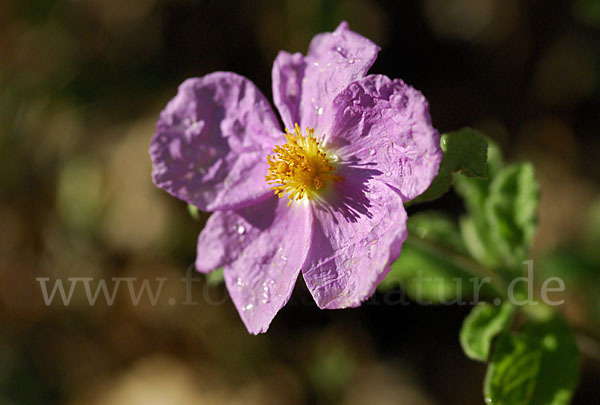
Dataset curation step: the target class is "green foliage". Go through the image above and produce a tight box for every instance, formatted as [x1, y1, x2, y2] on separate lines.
[380, 213, 496, 303]
[452, 139, 577, 404]
[408, 211, 467, 254]
[206, 268, 224, 286]
[455, 140, 504, 268]
[413, 128, 488, 203]
[459, 216, 500, 268]
[380, 240, 472, 303]
[391, 128, 580, 404]
[187, 204, 200, 220]
[455, 142, 540, 273]
[460, 302, 514, 362]
[484, 314, 580, 405]
[486, 163, 539, 270]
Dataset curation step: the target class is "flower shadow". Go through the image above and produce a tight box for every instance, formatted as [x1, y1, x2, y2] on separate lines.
[313, 158, 382, 224]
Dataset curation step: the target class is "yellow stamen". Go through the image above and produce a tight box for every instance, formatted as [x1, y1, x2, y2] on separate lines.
[265, 124, 343, 206]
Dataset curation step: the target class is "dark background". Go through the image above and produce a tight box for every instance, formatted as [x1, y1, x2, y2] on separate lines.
[1, 0, 600, 404]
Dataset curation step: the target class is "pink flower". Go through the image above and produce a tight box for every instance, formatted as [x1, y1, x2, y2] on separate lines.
[150, 22, 442, 334]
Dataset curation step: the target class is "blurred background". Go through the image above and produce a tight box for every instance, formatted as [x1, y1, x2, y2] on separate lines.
[1, 0, 600, 403]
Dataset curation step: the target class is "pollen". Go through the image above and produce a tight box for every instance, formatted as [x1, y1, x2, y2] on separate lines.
[266, 124, 343, 205]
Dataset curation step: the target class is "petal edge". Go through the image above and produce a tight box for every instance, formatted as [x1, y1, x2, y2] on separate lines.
[150, 72, 282, 212]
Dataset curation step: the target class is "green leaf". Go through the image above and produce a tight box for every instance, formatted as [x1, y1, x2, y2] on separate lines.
[407, 211, 467, 254]
[455, 156, 540, 272]
[460, 302, 514, 362]
[380, 238, 496, 303]
[485, 163, 540, 269]
[187, 204, 200, 220]
[454, 139, 505, 268]
[206, 268, 224, 285]
[484, 138, 504, 180]
[460, 216, 502, 269]
[455, 138, 503, 216]
[412, 127, 488, 203]
[484, 314, 580, 405]
[383, 213, 497, 302]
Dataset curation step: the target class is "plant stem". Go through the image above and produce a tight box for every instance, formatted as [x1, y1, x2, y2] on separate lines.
[406, 233, 508, 298]
[407, 233, 600, 361]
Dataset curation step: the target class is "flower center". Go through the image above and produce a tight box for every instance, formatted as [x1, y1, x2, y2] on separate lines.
[266, 124, 343, 205]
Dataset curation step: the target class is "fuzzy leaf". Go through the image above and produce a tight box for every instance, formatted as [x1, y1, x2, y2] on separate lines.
[460, 302, 514, 362]
[484, 314, 580, 405]
[412, 128, 488, 203]
[485, 163, 540, 270]
[455, 139, 505, 268]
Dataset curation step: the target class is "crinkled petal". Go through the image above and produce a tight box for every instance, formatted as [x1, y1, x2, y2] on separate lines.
[271, 21, 379, 132]
[272, 51, 306, 130]
[194, 209, 257, 274]
[329, 74, 442, 201]
[150, 72, 282, 211]
[202, 197, 312, 334]
[301, 21, 380, 131]
[302, 178, 407, 309]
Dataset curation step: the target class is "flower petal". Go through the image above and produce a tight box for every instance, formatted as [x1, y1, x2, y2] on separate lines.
[302, 179, 407, 309]
[201, 197, 312, 334]
[194, 210, 257, 274]
[272, 51, 306, 130]
[150, 72, 282, 211]
[301, 21, 380, 131]
[271, 21, 379, 132]
[329, 74, 442, 201]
